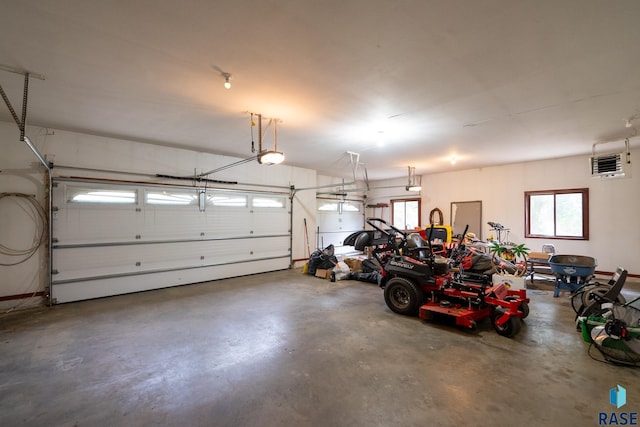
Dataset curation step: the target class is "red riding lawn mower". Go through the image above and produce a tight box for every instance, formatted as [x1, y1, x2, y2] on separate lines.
[362, 218, 529, 337]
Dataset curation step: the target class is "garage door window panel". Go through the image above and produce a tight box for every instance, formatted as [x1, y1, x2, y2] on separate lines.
[66, 185, 138, 205]
[318, 201, 338, 211]
[59, 184, 139, 244]
[318, 200, 359, 214]
[342, 202, 360, 212]
[252, 195, 290, 235]
[208, 193, 248, 207]
[146, 190, 199, 206]
[252, 195, 286, 208]
[67, 186, 137, 204]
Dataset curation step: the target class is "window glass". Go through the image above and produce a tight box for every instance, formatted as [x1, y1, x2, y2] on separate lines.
[555, 193, 583, 237]
[253, 196, 286, 208]
[318, 201, 338, 211]
[393, 202, 406, 228]
[146, 190, 198, 205]
[342, 202, 361, 212]
[525, 189, 588, 240]
[208, 193, 248, 207]
[391, 199, 421, 230]
[529, 194, 554, 235]
[68, 186, 137, 204]
[318, 200, 360, 212]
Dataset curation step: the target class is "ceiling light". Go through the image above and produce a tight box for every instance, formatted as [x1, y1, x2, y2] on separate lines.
[625, 113, 640, 128]
[222, 72, 231, 89]
[406, 166, 421, 192]
[376, 130, 385, 147]
[251, 113, 286, 166]
[257, 150, 285, 165]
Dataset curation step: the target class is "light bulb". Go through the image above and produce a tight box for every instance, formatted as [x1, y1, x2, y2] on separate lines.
[258, 151, 285, 165]
[376, 130, 384, 147]
[222, 73, 232, 89]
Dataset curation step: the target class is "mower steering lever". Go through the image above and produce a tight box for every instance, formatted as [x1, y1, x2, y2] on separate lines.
[366, 217, 407, 238]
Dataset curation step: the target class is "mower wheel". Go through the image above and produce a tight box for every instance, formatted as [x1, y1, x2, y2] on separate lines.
[384, 277, 424, 317]
[491, 308, 522, 337]
[506, 296, 529, 319]
[519, 301, 530, 319]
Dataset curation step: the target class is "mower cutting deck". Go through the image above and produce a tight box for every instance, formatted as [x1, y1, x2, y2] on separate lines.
[419, 282, 528, 335]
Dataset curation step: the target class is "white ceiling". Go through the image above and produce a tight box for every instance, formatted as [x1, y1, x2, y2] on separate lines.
[1, 0, 639, 180]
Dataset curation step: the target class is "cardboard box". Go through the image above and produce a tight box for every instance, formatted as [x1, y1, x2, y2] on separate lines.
[343, 257, 362, 272]
[492, 273, 527, 290]
[315, 268, 332, 280]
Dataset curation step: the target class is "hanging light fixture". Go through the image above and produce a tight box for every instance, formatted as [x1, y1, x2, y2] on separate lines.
[406, 166, 422, 191]
[258, 150, 285, 165]
[222, 72, 231, 89]
[253, 113, 285, 165]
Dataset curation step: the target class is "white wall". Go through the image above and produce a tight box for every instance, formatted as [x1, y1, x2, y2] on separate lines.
[3, 117, 637, 310]
[0, 121, 317, 308]
[0, 124, 48, 310]
[368, 143, 640, 275]
[364, 177, 421, 225]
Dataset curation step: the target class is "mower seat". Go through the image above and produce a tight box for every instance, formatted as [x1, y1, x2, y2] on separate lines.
[406, 233, 451, 275]
[407, 233, 446, 258]
[406, 233, 430, 260]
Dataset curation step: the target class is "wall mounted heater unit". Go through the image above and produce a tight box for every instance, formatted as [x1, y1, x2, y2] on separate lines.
[590, 139, 631, 179]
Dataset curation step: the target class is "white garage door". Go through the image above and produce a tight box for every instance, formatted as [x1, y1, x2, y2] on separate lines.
[316, 199, 364, 255]
[51, 178, 291, 303]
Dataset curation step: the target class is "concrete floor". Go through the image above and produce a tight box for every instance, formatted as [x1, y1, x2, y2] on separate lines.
[1, 270, 639, 427]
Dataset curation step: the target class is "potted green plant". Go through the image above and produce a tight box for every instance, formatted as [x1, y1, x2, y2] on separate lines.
[510, 243, 530, 276]
[489, 242, 530, 277]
